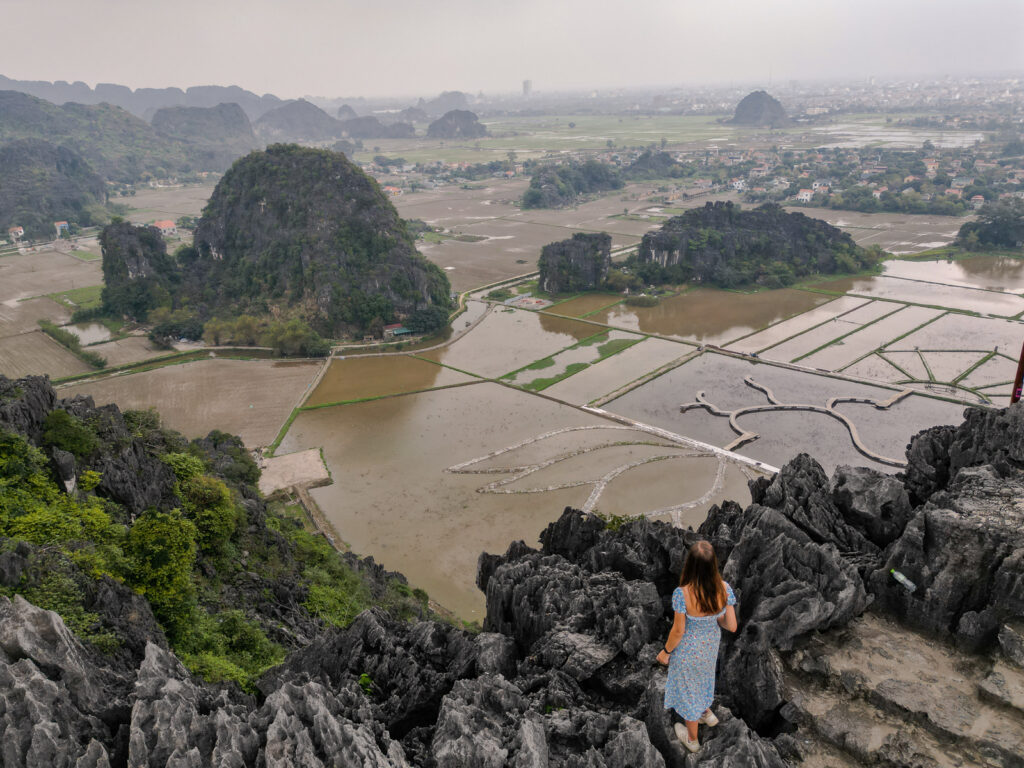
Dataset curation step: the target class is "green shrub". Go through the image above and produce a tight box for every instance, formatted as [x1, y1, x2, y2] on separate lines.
[42, 410, 99, 459]
[161, 452, 206, 482]
[179, 474, 240, 553]
[624, 294, 658, 307]
[18, 571, 120, 653]
[126, 510, 197, 638]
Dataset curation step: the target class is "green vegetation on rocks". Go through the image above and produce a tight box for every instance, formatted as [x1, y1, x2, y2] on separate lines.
[538, 233, 612, 293]
[0, 375, 435, 692]
[631, 201, 881, 289]
[522, 160, 623, 208]
[0, 139, 109, 239]
[0, 90, 193, 182]
[188, 144, 451, 336]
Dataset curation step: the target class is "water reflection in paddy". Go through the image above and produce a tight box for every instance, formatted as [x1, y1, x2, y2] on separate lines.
[69, 322, 112, 345]
[883, 255, 1024, 293]
[306, 356, 475, 405]
[422, 307, 599, 378]
[591, 288, 833, 346]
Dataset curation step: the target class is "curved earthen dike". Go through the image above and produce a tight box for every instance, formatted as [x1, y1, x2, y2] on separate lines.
[681, 375, 911, 467]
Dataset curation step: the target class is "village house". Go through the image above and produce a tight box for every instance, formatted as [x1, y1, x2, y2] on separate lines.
[54, 221, 69, 237]
[7, 226, 24, 241]
[731, 178, 746, 191]
[796, 189, 814, 203]
[945, 188, 963, 198]
[872, 187, 889, 199]
[382, 185, 402, 196]
[382, 323, 411, 339]
[971, 194, 986, 210]
[951, 176, 974, 189]
[152, 220, 177, 236]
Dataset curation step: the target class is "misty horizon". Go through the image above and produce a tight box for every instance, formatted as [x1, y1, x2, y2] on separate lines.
[3, 0, 1022, 102]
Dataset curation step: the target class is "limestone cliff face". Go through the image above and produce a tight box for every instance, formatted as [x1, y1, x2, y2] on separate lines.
[189, 144, 451, 334]
[638, 201, 869, 287]
[538, 232, 612, 293]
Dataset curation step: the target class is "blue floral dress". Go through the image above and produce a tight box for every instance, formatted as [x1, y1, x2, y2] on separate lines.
[664, 582, 736, 721]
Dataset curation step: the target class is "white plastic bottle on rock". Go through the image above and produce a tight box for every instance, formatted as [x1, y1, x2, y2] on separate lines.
[890, 569, 917, 593]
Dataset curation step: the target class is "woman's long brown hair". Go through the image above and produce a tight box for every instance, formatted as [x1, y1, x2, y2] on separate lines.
[679, 540, 727, 614]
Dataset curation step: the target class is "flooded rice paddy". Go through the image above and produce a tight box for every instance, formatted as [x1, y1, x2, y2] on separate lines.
[279, 383, 759, 617]
[503, 330, 641, 389]
[543, 337, 691, 405]
[883, 254, 1024, 293]
[726, 296, 869, 354]
[306, 355, 476, 405]
[814, 275, 1024, 317]
[58, 359, 321, 447]
[547, 293, 624, 317]
[421, 307, 599, 378]
[797, 306, 944, 370]
[590, 288, 833, 346]
[886, 313, 1024, 353]
[69, 322, 113, 345]
[604, 351, 967, 473]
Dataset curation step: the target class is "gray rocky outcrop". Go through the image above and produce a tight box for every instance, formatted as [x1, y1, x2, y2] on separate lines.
[538, 232, 612, 294]
[2, 385, 1023, 765]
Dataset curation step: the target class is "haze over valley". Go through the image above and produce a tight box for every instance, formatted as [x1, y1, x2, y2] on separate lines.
[1, 2, 1023, 766]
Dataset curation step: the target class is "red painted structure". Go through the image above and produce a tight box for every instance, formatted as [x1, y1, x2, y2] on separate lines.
[1012, 340, 1024, 404]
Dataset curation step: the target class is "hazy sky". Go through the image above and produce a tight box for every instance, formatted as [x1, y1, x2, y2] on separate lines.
[4, 0, 1022, 98]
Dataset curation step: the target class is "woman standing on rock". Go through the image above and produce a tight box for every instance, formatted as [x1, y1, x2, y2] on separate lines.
[656, 541, 738, 753]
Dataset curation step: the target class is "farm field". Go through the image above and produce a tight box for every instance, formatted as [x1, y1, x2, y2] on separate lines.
[305, 355, 476, 406]
[0, 332, 92, 379]
[0, 249, 102, 303]
[278, 381, 762, 618]
[57, 359, 321, 447]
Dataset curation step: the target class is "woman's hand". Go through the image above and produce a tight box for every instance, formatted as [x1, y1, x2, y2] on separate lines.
[656, 650, 670, 666]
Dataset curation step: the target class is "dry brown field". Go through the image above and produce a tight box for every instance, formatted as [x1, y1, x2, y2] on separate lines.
[0, 332, 92, 379]
[57, 358, 322, 447]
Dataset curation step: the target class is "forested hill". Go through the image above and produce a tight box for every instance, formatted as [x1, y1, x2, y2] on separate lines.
[0, 90, 193, 182]
[253, 99, 344, 142]
[0, 139, 109, 239]
[522, 160, 624, 208]
[635, 201, 879, 288]
[187, 144, 452, 335]
[151, 103, 258, 171]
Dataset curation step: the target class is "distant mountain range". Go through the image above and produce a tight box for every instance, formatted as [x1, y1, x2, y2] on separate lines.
[0, 75, 284, 121]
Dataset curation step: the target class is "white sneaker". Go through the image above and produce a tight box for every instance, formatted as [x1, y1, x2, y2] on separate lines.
[698, 709, 719, 727]
[673, 723, 700, 753]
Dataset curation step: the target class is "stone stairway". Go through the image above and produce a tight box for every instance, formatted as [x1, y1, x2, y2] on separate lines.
[779, 611, 1024, 768]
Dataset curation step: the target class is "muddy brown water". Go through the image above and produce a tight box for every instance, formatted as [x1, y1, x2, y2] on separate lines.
[306, 356, 475, 405]
[69, 323, 112, 345]
[547, 293, 624, 318]
[591, 288, 833, 346]
[422, 308, 600, 378]
[884, 255, 1024, 293]
[279, 382, 756, 618]
[813, 275, 1024, 317]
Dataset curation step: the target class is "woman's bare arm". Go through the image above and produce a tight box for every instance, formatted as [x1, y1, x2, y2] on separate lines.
[717, 604, 737, 633]
[656, 611, 686, 665]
